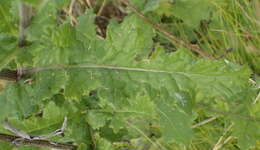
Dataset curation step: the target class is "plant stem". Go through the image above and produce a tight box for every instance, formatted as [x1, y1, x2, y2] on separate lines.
[97, 0, 106, 16]
[18, 3, 33, 47]
[118, 0, 214, 60]
[212, 124, 234, 150]
[0, 133, 77, 150]
[191, 116, 218, 128]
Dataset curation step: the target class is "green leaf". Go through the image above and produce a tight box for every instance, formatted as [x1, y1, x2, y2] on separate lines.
[108, 94, 156, 134]
[171, 0, 212, 27]
[109, 115, 125, 134]
[129, 0, 146, 10]
[4, 81, 39, 119]
[27, 1, 57, 41]
[53, 23, 77, 48]
[77, 143, 88, 150]
[96, 138, 115, 150]
[69, 116, 93, 146]
[2, 102, 67, 136]
[53, 0, 70, 9]
[155, 0, 226, 28]
[100, 125, 127, 142]
[76, 11, 96, 40]
[0, 34, 19, 69]
[65, 69, 100, 100]
[0, 93, 15, 123]
[143, 0, 160, 13]
[130, 0, 161, 13]
[34, 70, 66, 100]
[0, 2, 258, 149]
[233, 119, 260, 150]
[20, 0, 42, 6]
[0, 1, 18, 34]
[0, 143, 12, 150]
[104, 15, 154, 64]
[86, 110, 111, 130]
[126, 95, 156, 117]
[33, 23, 76, 65]
[158, 103, 193, 145]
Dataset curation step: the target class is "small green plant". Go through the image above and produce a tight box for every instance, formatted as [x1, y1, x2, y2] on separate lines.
[0, 0, 259, 150]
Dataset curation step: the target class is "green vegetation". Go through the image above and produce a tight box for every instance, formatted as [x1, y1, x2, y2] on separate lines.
[0, 0, 259, 150]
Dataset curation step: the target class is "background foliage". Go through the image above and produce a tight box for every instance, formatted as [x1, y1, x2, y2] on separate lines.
[0, 0, 259, 150]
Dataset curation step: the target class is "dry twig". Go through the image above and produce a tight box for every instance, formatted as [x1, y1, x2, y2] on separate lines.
[0, 133, 77, 150]
[192, 116, 218, 128]
[212, 124, 234, 150]
[97, 0, 107, 16]
[118, 0, 214, 59]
